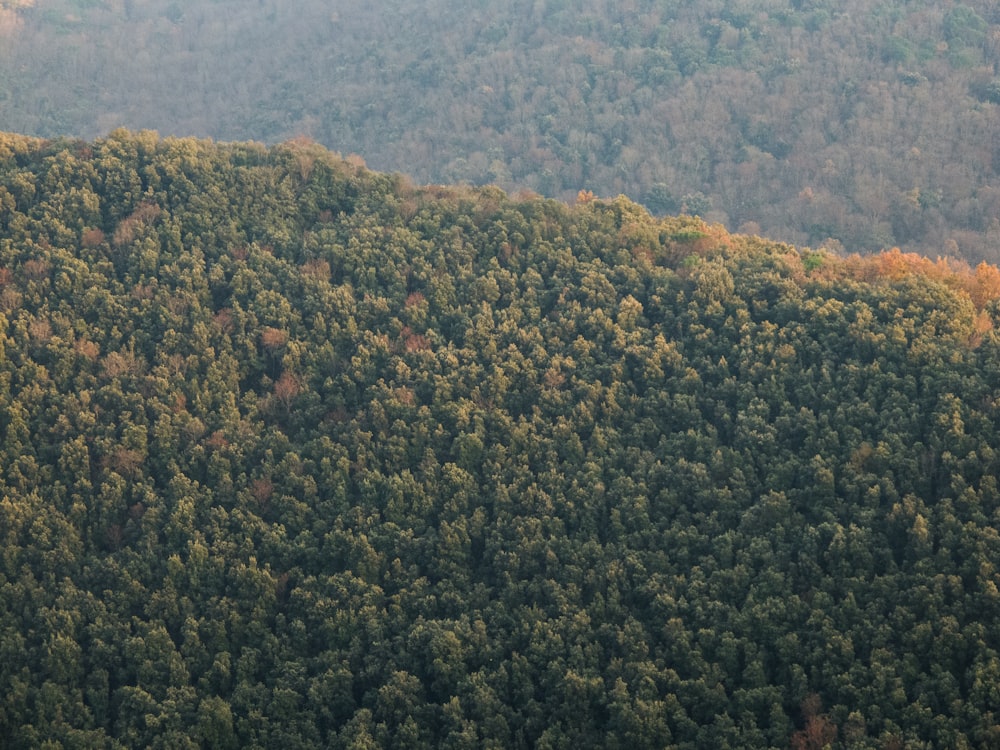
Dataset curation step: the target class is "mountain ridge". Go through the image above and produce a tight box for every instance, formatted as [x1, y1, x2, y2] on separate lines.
[1, 130, 1000, 748]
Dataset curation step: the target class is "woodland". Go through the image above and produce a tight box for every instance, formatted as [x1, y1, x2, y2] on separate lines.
[2, 0, 1000, 259]
[2, 130, 1000, 747]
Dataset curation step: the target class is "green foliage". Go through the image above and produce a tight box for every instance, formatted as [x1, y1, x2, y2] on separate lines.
[943, 5, 987, 48]
[1, 132, 1000, 747]
[801, 250, 825, 271]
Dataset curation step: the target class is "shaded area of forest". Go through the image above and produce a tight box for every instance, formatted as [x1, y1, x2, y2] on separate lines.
[3, 0, 1000, 259]
[4, 131, 1000, 747]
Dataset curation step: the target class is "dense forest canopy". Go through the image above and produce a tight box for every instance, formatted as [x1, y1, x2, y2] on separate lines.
[2, 0, 1000, 259]
[3, 130, 1000, 747]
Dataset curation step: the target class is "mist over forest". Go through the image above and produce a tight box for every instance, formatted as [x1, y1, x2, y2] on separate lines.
[4, 0, 1000, 259]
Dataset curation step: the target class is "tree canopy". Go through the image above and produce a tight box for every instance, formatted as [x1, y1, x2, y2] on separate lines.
[2, 131, 1000, 747]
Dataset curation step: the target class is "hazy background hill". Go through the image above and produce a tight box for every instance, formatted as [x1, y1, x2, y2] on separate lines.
[3, 0, 1000, 258]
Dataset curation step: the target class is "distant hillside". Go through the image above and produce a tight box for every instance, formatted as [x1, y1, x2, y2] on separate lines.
[5, 131, 1000, 747]
[3, 0, 1000, 260]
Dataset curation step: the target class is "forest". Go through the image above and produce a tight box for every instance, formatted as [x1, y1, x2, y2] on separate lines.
[2, 130, 1000, 747]
[3, 0, 1000, 260]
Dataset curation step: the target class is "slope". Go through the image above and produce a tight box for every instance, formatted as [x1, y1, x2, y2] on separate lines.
[0, 131, 1000, 747]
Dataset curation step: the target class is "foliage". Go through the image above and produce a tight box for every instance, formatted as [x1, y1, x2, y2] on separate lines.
[2, 132, 1000, 747]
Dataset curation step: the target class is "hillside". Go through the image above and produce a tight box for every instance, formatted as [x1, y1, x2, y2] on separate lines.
[3, 131, 1000, 747]
[3, 0, 1000, 260]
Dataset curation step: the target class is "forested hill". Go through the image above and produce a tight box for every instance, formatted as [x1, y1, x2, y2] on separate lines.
[6, 131, 1000, 748]
[4, 0, 1000, 260]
